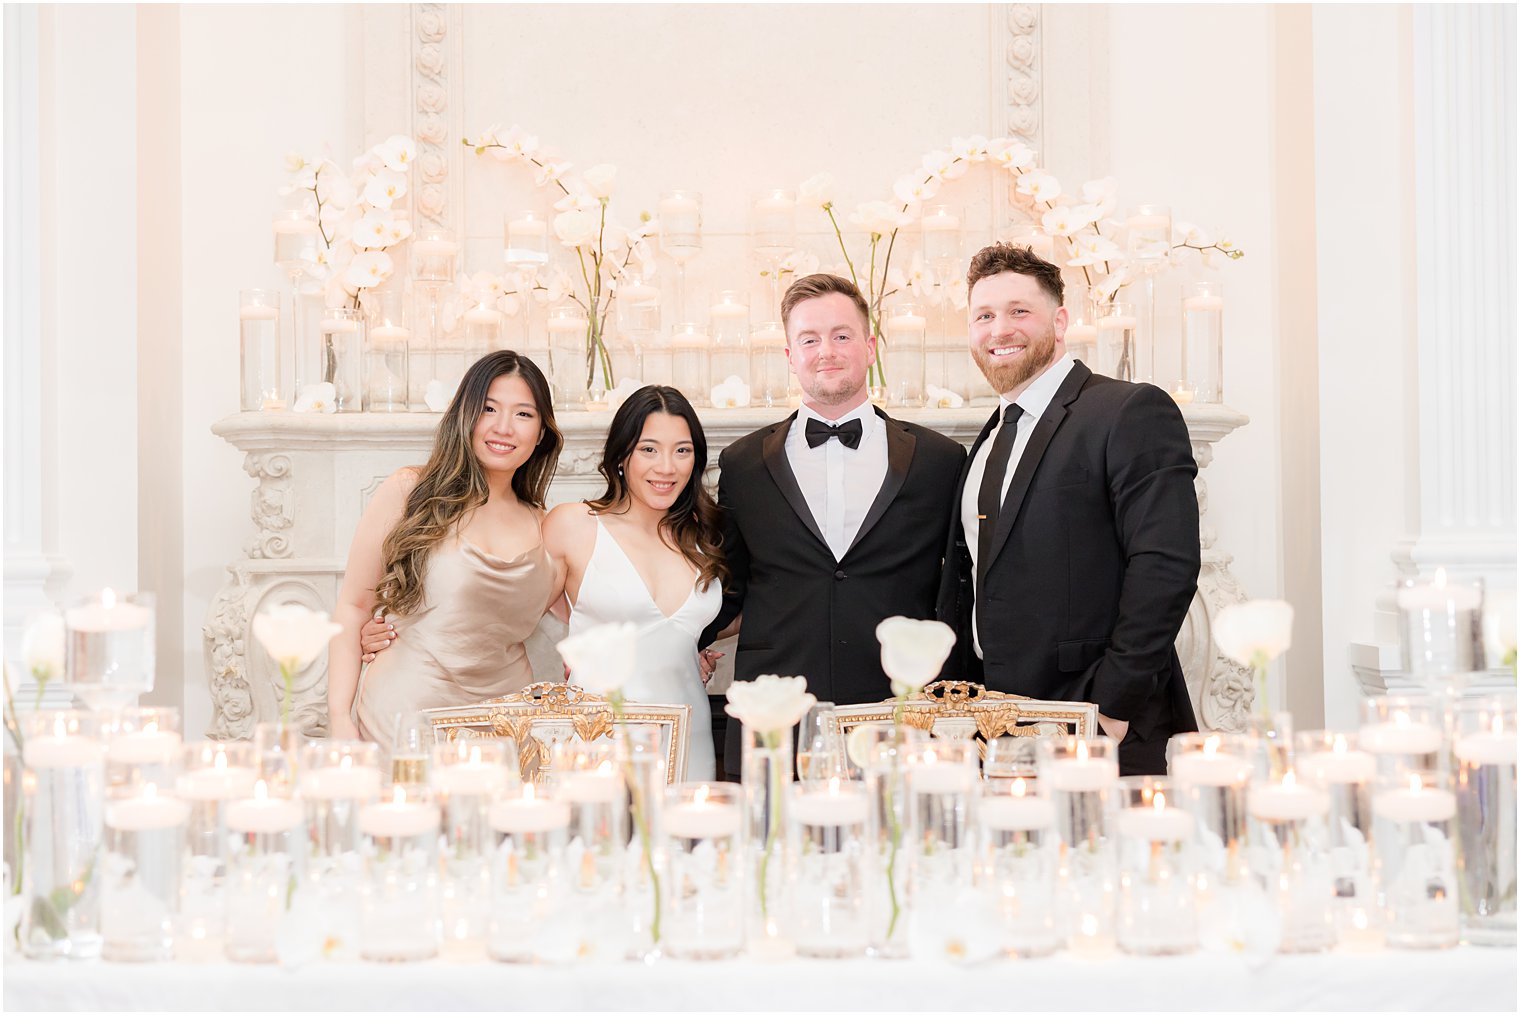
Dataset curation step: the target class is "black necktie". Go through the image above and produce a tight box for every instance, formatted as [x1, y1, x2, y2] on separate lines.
[976, 403, 1024, 583]
[804, 417, 863, 450]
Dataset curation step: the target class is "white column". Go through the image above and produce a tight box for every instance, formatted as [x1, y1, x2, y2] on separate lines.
[1403, 3, 1517, 589]
[2, 6, 71, 684]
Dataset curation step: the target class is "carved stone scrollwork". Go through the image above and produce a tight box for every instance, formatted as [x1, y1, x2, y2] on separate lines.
[1005, 5, 1041, 151]
[203, 567, 255, 741]
[1195, 558, 1254, 731]
[412, 4, 450, 231]
[244, 453, 294, 559]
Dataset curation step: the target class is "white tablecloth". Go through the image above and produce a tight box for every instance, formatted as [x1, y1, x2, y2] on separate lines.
[4, 947, 1515, 1011]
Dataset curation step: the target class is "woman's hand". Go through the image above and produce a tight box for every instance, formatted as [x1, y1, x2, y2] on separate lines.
[359, 616, 396, 663]
[698, 647, 723, 684]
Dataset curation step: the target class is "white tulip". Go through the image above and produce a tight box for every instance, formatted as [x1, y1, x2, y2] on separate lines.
[21, 612, 64, 684]
[876, 616, 957, 696]
[1212, 599, 1294, 669]
[252, 603, 343, 672]
[553, 209, 600, 249]
[724, 674, 817, 735]
[799, 172, 834, 209]
[557, 622, 639, 697]
[582, 164, 617, 199]
[1483, 589, 1517, 669]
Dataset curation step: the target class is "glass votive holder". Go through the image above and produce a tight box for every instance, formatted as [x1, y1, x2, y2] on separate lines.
[223, 780, 304, 963]
[175, 741, 256, 960]
[487, 782, 572, 963]
[550, 739, 626, 896]
[357, 784, 442, 962]
[63, 589, 155, 713]
[1114, 777, 1197, 956]
[298, 740, 382, 949]
[546, 301, 590, 409]
[21, 710, 106, 960]
[670, 322, 712, 407]
[1373, 768, 1460, 949]
[1168, 732, 1253, 885]
[1395, 571, 1486, 681]
[105, 707, 182, 792]
[503, 211, 549, 273]
[318, 307, 365, 412]
[661, 782, 744, 960]
[861, 725, 927, 959]
[883, 302, 928, 409]
[614, 724, 666, 959]
[1095, 301, 1138, 382]
[1297, 731, 1380, 947]
[905, 740, 978, 889]
[1037, 736, 1119, 954]
[101, 781, 190, 962]
[787, 778, 868, 958]
[432, 738, 515, 959]
[974, 777, 1059, 958]
[253, 721, 310, 801]
[1126, 203, 1172, 260]
[411, 228, 458, 285]
[364, 288, 410, 414]
[983, 736, 1040, 787]
[1248, 770, 1334, 953]
[1453, 696, 1517, 945]
[239, 288, 283, 411]
[1359, 696, 1446, 778]
[749, 322, 788, 408]
[1180, 280, 1224, 403]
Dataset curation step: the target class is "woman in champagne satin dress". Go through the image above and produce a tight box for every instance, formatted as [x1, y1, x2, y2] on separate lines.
[326, 351, 563, 744]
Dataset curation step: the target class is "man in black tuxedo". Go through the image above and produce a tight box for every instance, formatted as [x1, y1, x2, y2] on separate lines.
[704, 274, 965, 776]
[937, 244, 1200, 775]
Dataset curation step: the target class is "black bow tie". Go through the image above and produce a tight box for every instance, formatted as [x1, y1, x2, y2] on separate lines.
[804, 417, 863, 450]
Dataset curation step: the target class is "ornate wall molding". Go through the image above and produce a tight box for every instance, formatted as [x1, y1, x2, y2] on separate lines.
[1005, 6, 1041, 153]
[411, 3, 451, 231]
[207, 403, 1252, 738]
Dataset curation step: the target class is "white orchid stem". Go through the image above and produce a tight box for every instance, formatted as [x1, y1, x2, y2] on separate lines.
[756, 728, 784, 923]
[884, 691, 907, 940]
[280, 660, 296, 730]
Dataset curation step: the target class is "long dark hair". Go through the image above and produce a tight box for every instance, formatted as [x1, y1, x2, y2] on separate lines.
[375, 351, 562, 615]
[585, 385, 727, 590]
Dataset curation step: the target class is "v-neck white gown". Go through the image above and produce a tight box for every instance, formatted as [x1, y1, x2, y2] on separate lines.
[568, 518, 721, 780]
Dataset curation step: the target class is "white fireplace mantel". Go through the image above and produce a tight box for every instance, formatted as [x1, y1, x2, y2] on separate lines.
[204, 402, 1253, 740]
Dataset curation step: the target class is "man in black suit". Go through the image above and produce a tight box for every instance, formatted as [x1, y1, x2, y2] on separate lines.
[704, 274, 965, 776]
[937, 244, 1200, 775]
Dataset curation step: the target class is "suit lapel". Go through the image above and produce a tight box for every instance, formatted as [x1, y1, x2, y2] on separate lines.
[984, 362, 1090, 573]
[761, 414, 830, 552]
[845, 408, 914, 556]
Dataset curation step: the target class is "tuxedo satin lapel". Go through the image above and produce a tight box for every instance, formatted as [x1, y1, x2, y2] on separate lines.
[845, 410, 913, 556]
[984, 363, 1089, 572]
[761, 415, 829, 551]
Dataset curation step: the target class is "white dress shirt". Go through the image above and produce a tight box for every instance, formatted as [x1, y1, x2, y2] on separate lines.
[961, 353, 1077, 658]
[786, 401, 889, 560]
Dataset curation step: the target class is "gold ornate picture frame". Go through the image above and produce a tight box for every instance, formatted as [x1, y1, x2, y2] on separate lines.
[832, 680, 1096, 760]
[420, 682, 690, 784]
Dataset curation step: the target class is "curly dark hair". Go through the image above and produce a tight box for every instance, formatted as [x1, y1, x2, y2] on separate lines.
[966, 242, 1065, 305]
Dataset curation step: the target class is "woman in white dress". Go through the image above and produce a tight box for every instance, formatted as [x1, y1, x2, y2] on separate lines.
[542, 385, 727, 780]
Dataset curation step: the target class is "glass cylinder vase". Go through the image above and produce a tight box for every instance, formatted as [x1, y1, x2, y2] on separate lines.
[101, 782, 189, 962]
[1298, 731, 1381, 947]
[175, 741, 256, 960]
[1038, 735, 1120, 956]
[432, 738, 514, 960]
[363, 288, 410, 413]
[1114, 777, 1197, 956]
[239, 289, 283, 411]
[1373, 769, 1460, 949]
[787, 778, 868, 958]
[671, 323, 711, 407]
[883, 303, 927, 409]
[740, 724, 792, 941]
[749, 322, 788, 409]
[1181, 281, 1224, 403]
[662, 782, 744, 959]
[1454, 696, 1517, 945]
[487, 783, 572, 963]
[357, 784, 442, 962]
[861, 725, 926, 958]
[318, 308, 365, 413]
[546, 302, 590, 410]
[1247, 770, 1335, 953]
[21, 710, 106, 960]
[223, 781, 304, 963]
[975, 777, 1059, 958]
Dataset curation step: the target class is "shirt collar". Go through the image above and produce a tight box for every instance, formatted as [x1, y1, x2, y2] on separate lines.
[797, 399, 877, 430]
[1001, 353, 1076, 423]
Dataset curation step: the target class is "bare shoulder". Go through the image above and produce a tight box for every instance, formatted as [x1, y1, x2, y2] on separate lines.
[543, 501, 596, 544]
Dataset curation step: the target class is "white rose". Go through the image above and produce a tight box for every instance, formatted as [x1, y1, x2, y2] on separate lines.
[724, 674, 816, 735]
[1212, 599, 1294, 668]
[21, 612, 65, 683]
[799, 172, 834, 209]
[554, 209, 600, 249]
[557, 622, 639, 696]
[876, 617, 957, 696]
[582, 164, 617, 199]
[252, 603, 343, 671]
[1483, 589, 1516, 669]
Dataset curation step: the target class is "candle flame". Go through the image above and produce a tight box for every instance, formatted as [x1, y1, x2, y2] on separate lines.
[53, 715, 67, 739]
[828, 776, 841, 796]
[1081, 914, 1098, 936]
[1012, 776, 1027, 798]
[1394, 711, 1410, 728]
[694, 784, 710, 806]
[1153, 790, 1167, 811]
[144, 720, 158, 735]
[522, 782, 536, 802]
[254, 779, 269, 802]
[101, 587, 117, 609]
[1434, 567, 1448, 589]
[1282, 769, 1297, 788]
[1333, 734, 1348, 754]
[1203, 735, 1220, 756]
[1408, 773, 1423, 793]
[1076, 740, 1090, 762]
[924, 749, 938, 765]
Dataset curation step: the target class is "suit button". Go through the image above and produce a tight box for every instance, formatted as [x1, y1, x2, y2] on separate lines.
[834, 569, 847, 581]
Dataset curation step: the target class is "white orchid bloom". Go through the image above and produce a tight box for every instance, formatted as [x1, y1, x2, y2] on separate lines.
[799, 172, 834, 209]
[535, 267, 574, 305]
[582, 163, 617, 200]
[554, 188, 601, 214]
[601, 219, 630, 254]
[252, 603, 343, 672]
[950, 134, 990, 162]
[877, 617, 957, 696]
[903, 252, 935, 301]
[1080, 177, 1120, 217]
[375, 134, 416, 172]
[724, 674, 817, 735]
[1067, 235, 1123, 268]
[1016, 171, 1062, 204]
[926, 384, 964, 409]
[283, 151, 309, 174]
[344, 250, 393, 290]
[351, 211, 392, 250]
[361, 170, 408, 210]
[1040, 206, 1085, 238]
[424, 379, 456, 413]
[1172, 221, 1212, 246]
[1093, 267, 1130, 303]
[920, 149, 965, 182]
[315, 167, 355, 211]
[709, 375, 752, 409]
[535, 160, 572, 187]
[1213, 599, 1295, 669]
[779, 249, 820, 277]
[499, 125, 540, 161]
[894, 173, 941, 206]
[988, 138, 1037, 171]
[383, 218, 412, 246]
[293, 382, 338, 414]
[553, 209, 601, 249]
[606, 376, 642, 410]
[21, 611, 65, 684]
[557, 622, 639, 697]
[462, 270, 504, 306]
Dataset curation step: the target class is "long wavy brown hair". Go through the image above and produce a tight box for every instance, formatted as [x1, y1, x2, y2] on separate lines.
[584, 385, 727, 590]
[374, 351, 562, 616]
